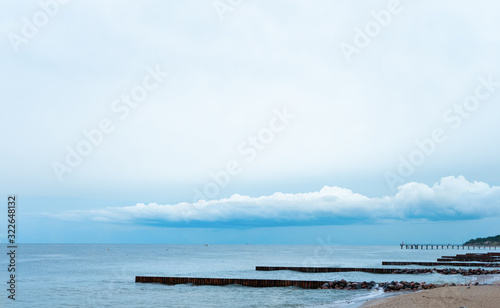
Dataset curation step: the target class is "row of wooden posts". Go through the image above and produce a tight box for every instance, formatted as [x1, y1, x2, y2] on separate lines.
[256, 266, 416, 273]
[136, 250, 500, 289]
[135, 276, 326, 289]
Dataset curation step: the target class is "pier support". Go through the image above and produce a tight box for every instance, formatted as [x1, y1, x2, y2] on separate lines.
[400, 244, 499, 250]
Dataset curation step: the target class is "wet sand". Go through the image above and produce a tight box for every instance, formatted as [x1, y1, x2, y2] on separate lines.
[362, 285, 500, 308]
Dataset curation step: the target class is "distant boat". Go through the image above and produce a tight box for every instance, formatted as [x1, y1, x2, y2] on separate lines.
[204, 244, 209, 247]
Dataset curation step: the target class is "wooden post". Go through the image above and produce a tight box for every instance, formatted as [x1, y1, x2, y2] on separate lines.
[135, 276, 330, 289]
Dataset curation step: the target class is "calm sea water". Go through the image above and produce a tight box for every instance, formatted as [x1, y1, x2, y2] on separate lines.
[2, 244, 499, 307]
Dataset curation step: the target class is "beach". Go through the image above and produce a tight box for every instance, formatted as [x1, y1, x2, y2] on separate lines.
[363, 285, 500, 308]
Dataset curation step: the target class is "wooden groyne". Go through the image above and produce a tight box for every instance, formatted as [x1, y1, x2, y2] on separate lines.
[385, 252, 500, 267]
[135, 276, 327, 289]
[400, 244, 499, 250]
[256, 266, 500, 276]
[382, 261, 500, 267]
[256, 266, 409, 274]
[135, 276, 481, 291]
[437, 253, 500, 262]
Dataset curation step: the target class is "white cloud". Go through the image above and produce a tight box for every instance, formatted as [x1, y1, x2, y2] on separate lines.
[48, 176, 500, 226]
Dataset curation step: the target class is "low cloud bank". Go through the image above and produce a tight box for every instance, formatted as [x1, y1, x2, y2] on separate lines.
[49, 176, 500, 227]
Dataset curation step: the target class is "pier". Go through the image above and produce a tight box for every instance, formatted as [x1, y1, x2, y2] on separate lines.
[400, 244, 498, 250]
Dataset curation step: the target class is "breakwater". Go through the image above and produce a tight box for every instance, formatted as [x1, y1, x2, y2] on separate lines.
[382, 261, 500, 267]
[437, 252, 500, 262]
[135, 276, 478, 292]
[135, 276, 327, 289]
[383, 252, 500, 267]
[136, 252, 500, 294]
[319, 279, 466, 292]
[256, 266, 500, 276]
[256, 266, 402, 273]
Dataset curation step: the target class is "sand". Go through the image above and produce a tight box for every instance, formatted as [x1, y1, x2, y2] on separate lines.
[362, 285, 500, 308]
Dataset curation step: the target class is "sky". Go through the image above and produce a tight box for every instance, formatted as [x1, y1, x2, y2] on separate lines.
[1, 0, 499, 244]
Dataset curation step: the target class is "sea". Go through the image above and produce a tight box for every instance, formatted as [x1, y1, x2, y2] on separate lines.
[2, 244, 500, 307]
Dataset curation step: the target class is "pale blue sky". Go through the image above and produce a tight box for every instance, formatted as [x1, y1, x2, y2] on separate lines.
[1, 0, 499, 244]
